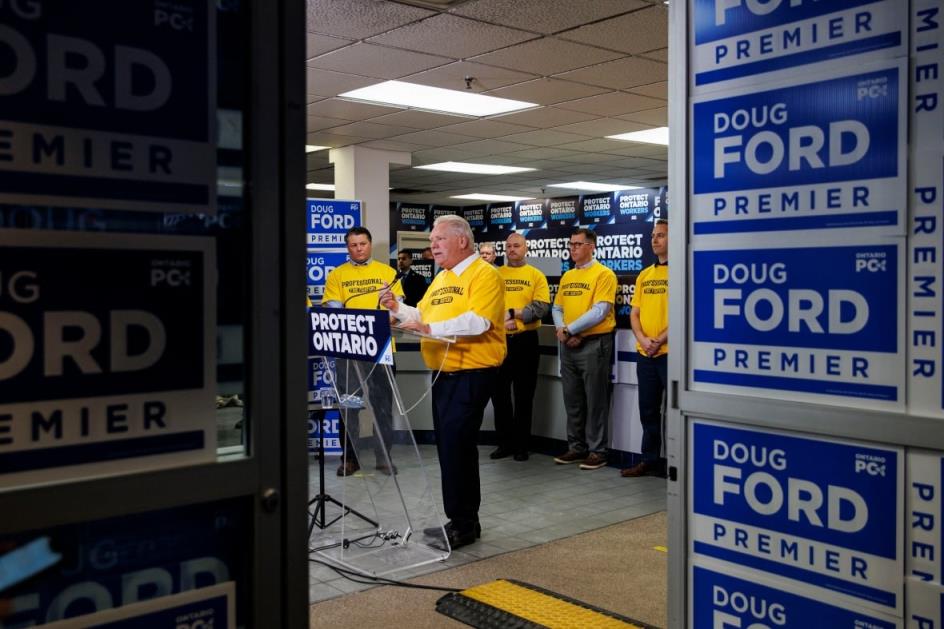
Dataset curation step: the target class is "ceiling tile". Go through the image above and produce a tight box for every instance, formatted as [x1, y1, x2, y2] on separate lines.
[505, 147, 582, 160]
[557, 92, 665, 116]
[561, 6, 668, 54]
[453, 0, 645, 34]
[308, 98, 398, 121]
[556, 138, 639, 153]
[551, 118, 649, 138]
[412, 147, 482, 163]
[501, 129, 590, 147]
[438, 119, 537, 138]
[468, 38, 622, 75]
[306, 33, 353, 59]
[367, 109, 467, 130]
[310, 43, 450, 80]
[402, 61, 537, 92]
[306, 67, 377, 98]
[617, 107, 668, 126]
[490, 106, 596, 128]
[306, 131, 368, 147]
[360, 139, 428, 153]
[367, 14, 536, 58]
[390, 129, 482, 147]
[629, 81, 668, 99]
[445, 138, 531, 156]
[486, 78, 607, 106]
[306, 115, 349, 131]
[306, 0, 434, 40]
[640, 47, 668, 63]
[554, 57, 667, 90]
[326, 121, 418, 139]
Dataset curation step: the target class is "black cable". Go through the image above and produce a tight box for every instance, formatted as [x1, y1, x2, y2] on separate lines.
[308, 557, 462, 593]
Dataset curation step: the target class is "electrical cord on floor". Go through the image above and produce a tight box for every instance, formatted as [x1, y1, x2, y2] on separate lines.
[309, 557, 462, 593]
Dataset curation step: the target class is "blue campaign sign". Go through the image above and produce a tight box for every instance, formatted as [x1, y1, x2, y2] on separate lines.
[546, 196, 580, 227]
[462, 205, 487, 230]
[691, 61, 906, 235]
[515, 200, 547, 229]
[691, 242, 903, 404]
[2, 499, 248, 626]
[390, 202, 429, 232]
[691, 565, 899, 628]
[306, 249, 349, 302]
[691, 0, 903, 89]
[306, 199, 361, 247]
[578, 193, 616, 225]
[307, 408, 341, 455]
[0, 231, 215, 488]
[487, 203, 515, 232]
[690, 421, 903, 611]
[308, 307, 393, 365]
[0, 1, 216, 214]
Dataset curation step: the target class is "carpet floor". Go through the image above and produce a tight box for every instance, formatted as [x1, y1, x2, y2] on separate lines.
[309, 510, 668, 628]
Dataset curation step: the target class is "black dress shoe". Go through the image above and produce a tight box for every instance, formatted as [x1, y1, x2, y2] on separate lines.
[444, 527, 477, 550]
[513, 452, 529, 461]
[423, 521, 481, 539]
[489, 447, 512, 460]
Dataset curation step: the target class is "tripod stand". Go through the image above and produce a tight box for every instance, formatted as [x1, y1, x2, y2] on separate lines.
[308, 405, 378, 541]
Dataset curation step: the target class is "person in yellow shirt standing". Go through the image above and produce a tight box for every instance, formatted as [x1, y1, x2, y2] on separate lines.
[622, 218, 669, 478]
[552, 228, 617, 471]
[321, 226, 404, 476]
[490, 233, 550, 462]
[380, 215, 505, 549]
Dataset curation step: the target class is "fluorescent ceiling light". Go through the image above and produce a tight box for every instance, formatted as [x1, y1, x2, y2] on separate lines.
[417, 162, 536, 175]
[606, 127, 670, 145]
[548, 181, 642, 192]
[339, 81, 538, 117]
[306, 183, 335, 191]
[306, 145, 329, 153]
[451, 193, 534, 202]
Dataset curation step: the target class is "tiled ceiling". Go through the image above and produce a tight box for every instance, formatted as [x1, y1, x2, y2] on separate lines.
[306, 0, 670, 204]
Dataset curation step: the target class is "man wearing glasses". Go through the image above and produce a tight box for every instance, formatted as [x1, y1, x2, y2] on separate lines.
[552, 228, 617, 471]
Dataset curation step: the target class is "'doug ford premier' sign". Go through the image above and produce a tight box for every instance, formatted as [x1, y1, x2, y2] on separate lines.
[0, 1, 216, 213]
[691, 0, 903, 89]
[690, 61, 905, 235]
[0, 231, 215, 489]
[691, 242, 903, 406]
[689, 421, 903, 613]
[306, 199, 361, 247]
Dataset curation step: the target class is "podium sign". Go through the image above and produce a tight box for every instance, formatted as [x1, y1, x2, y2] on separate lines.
[308, 307, 393, 365]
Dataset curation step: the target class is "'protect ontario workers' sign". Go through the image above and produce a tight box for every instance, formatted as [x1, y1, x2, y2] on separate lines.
[306, 199, 361, 247]
[689, 421, 903, 613]
[690, 0, 904, 90]
[0, 231, 215, 489]
[690, 563, 901, 628]
[0, 1, 216, 213]
[690, 60, 906, 235]
[308, 307, 392, 365]
[691, 242, 904, 407]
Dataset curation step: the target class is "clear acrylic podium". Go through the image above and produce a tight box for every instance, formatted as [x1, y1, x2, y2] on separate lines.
[308, 326, 455, 577]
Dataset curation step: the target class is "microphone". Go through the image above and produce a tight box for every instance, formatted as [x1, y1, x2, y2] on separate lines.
[340, 271, 405, 308]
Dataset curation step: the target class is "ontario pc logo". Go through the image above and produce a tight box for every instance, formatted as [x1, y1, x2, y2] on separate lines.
[854, 453, 886, 477]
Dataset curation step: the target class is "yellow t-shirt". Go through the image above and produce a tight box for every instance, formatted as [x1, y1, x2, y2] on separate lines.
[499, 264, 550, 333]
[321, 260, 403, 310]
[554, 261, 617, 336]
[630, 263, 668, 356]
[419, 257, 506, 371]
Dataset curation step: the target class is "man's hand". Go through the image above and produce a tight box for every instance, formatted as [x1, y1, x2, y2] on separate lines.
[640, 336, 662, 357]
[556, 327, 568, 343]
[565, 335, 583, 349]
[504, 318, 518, 331]
[398, 320, 430, 335]
[378, 282, 399, 312]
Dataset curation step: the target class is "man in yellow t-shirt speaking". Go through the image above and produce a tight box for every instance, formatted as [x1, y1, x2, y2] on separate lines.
[381, 214, 505, 550]
[490, 233, 550, 462]
[552, 228, 617, 472]
[321, 226, 404, 477]
[622, 218, 669, 478]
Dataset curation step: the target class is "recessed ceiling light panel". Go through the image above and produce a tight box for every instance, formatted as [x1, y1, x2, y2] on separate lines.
[417, 162, 536, 175]
[340, 81, 538, 117]
[451, 193, 534, 202]
[548, 181, 642, 192]
[306, 183, 335, 191]
[306, 145, 329, 153]
[606, 127, 670, 145]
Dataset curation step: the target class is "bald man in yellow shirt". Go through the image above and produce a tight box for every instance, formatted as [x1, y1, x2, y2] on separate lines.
[381, 214, 505, 550]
